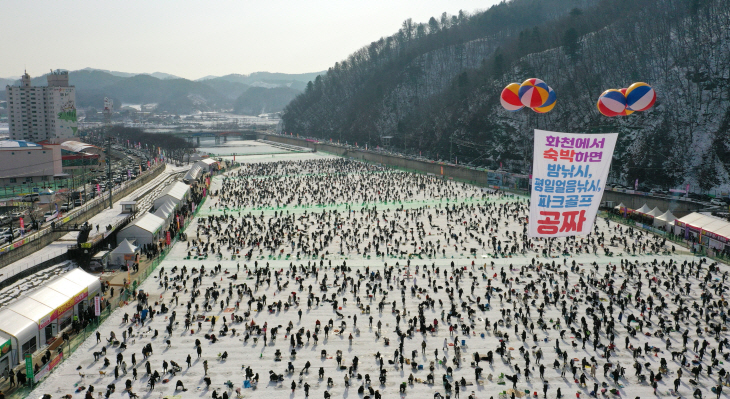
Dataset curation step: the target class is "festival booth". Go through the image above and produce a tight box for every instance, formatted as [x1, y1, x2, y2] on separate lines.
[154, 200, 176, 225]
[614, 203, 631, 215]
[183, 164, 203, 184]
[109, 240, 139, 265]
[645, 207, 663, 218]
[674, 213, 730, 251]
[110, 239, 139, 267]
[38, 188, 56, 205]
[654, 210, 676, 231]
[116, 213, 165, 246]
[196, 158, 219, 172]
[0, 269, 100, 368]
[153, 181, 189, 211]
[635, 204, 652, 215]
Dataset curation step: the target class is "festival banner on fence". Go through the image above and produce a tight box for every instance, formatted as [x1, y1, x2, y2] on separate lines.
[529, 130, 617, 237]
[34, 352, 63, 383]
[94, 296, 101, 316]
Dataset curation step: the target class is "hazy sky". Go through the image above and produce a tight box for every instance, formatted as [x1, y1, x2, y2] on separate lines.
[1, 0, 494, 80]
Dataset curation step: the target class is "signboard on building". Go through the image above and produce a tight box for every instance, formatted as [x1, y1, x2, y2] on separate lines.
[529, 130, 617, 237]
[0, 339, 10, 357]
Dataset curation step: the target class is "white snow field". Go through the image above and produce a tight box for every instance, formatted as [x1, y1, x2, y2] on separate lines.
[34, 151, 726, 399]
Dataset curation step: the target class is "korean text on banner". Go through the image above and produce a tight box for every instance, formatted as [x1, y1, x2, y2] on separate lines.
[529, 130, 617, 237]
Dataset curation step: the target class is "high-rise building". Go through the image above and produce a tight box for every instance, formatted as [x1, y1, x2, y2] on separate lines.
[5, 70, 77, 143]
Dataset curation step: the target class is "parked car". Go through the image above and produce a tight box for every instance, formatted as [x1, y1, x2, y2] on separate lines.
[1, 228, 19, 242]
[74, 199, 83, 207]
[60, 203, 74, 212]
[11, 211, 26, 220]
[22, 193, 40, 202]
[710, 198, 726, 206]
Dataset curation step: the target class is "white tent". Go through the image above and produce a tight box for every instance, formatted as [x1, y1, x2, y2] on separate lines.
[45, 277, 85, 299]
[38, 188, 56, 204]
[0, 269, 101, 367]
[116, 213, 165, 246]
[654, 210, 677, 229]
[28, 289, 69, 312]
[613, 202, 626, 209]
[183, 164, 202, 184]
[674, 213, 730, 250]
[196, 158, 218, 172]
[635, 204, 652, 214]
[0, 309, 37, 363]
[52, 268, 101, 308]
[645, 207, 663, 217]
[153, 181, 189, 210]
[110, 239, 139, 266]
[7, 298, 54, 329]
[154, 200, 176, 224]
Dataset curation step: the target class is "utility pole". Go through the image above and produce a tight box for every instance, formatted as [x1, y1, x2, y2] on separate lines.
[107, 134, 113, 210]
[450, 135, 453, 164]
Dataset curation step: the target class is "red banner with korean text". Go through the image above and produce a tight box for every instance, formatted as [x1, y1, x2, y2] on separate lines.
[529, 130, 617, 237]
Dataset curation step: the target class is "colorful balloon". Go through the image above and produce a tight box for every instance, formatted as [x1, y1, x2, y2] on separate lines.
[500, 83, 524, 112]
[533, 86, 556, 113]
[616, 89, 634, 116]
[597, 89, 627, 117]
[625, 82, 656, 111]
[518, 78, 550, 109]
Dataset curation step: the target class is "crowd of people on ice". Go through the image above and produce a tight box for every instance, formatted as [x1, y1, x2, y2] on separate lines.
[36, 158, 730, 399]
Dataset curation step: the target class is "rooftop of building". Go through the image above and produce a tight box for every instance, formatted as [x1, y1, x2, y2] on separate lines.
[0, 140, 42, 148]
[60, 141, 100, 153]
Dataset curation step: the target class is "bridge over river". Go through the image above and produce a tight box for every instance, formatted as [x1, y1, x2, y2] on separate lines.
[145, 129, 262, 144]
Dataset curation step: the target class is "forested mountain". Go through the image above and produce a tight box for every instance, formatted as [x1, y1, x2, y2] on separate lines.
[234, 87, 300, 115]
[282, 0, 730, 192]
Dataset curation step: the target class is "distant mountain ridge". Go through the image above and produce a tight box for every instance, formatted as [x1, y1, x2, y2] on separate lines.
[197, 71, 324, 84]
[1, 68, 325, 115]
[77, 68, 181, 80]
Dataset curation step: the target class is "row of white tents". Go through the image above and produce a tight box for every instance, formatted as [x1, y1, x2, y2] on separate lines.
[614, 203, 677, 229]
[614, 203, 730, 251]
[116, 181, 190, 247]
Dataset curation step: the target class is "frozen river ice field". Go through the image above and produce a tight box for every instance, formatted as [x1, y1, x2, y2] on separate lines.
[33, 149, 727, 399]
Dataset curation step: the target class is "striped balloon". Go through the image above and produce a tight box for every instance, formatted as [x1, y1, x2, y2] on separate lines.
[500, 83, 524, 111]
[518, 78, 550, 109]
[597, 89, 627, 117]
[616, 89, 634, 116]
[625, 82, 656, 111]
[533, 86, 556, 113]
